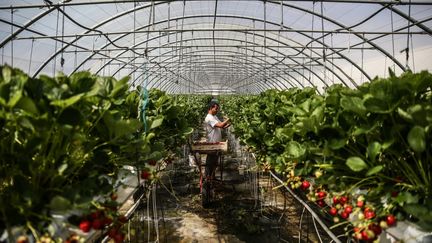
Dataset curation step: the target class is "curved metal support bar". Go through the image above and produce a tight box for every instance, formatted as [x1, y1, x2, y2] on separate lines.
[3, 1, 425, 89]
[141, 48, 293, 91]
[86, 13, 356, 88]
[269, 171, 342, 243]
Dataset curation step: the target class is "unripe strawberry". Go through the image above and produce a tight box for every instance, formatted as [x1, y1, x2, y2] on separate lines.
[333, 217, 340, 223]
[17, 236, 28, 243]
[358, 212, 365, 220]
[354, 232, 362, 240]
[314, 170, 323, 178]
[379, 220, 389, 229]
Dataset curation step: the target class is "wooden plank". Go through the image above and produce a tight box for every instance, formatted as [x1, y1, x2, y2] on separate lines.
[191, 141, 228, 153]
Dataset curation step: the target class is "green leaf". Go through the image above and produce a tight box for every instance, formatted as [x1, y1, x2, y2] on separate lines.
[50, 93, 84, 108]
[397, 107, 413, 122]
[367, 142, 381, 162]
[328, 138, 346, 150]
[285, 141, 306, 158]
[150, 117, 164, 130]
[364, 97, 391, 113]
[49, 196, 72, 212]
[346, 157, 368, 172]
[8, 91, 22, 107]
[366, 165, 383, 176]
[340, 96, 366, 115]
[2, 66, 12, 83]
[407, 126, 426, 153]
[182, 127, 194, 135]
[16, 96, 39, 114]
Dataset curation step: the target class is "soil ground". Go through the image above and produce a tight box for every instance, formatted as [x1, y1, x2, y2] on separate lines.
[122, 150, 338, 243]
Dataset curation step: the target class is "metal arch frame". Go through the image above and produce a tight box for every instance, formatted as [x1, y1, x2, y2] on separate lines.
[140, 52, 274, 93]
[42, 2, 409, 85]
[0, 1, 429, 89]
[143, 56, 289, 90]
[131, 47, 304, 92]
[29, 1, 160, 78]
[127, 34, 344, 92]
[96, 34, 312, 90]
[130, 44, 300, 90]
[12, 4, 362, 86]
[0, 7, 56, 48]
[140, 53, 283, 92]
[73, 12, 363, 89]
[81, 17, 340, 91]
[91, 25, 349, 92]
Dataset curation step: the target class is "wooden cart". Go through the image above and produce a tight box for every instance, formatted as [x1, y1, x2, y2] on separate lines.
[191, 141, 228, 207]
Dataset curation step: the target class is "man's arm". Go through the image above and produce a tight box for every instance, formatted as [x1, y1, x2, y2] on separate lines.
[214, 118, 230, 128]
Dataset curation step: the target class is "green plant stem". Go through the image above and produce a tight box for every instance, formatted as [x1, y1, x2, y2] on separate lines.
[26, 221, 39, 241]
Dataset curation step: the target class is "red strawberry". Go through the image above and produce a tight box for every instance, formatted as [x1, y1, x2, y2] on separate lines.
[368, 223, 382, 235]
[103, 216, 113, 226]
[316, 199, 326, 207]
[386, 214, 397, 226]
[364, 210, 376, 220]
[344, 205, 353, 214]
[329, 207, 338, 216]
[316, 191, 327, 199]
[361, 230, 369, 241]
[332, 196, 339, 205]
[141, 170, 151, 180]
[118, 215, 128, 224]
[148, 160, 157, 166]
[114, 232, 125, 243]
[356, 200, 364, 208]
[92, 218, 104, 230]
[90, 210, 102, 220]
[340, 211, 349, 219]
[339, 196, 348, 205]
[301, 180, 310, 190]
[79, 219, 91, 233]
[108, 228, 118, 238]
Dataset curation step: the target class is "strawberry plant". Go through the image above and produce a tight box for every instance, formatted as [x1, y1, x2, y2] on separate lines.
[222, 70, 432, 236]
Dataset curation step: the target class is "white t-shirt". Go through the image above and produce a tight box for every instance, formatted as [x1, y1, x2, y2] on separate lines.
[205, 113, 222, 142]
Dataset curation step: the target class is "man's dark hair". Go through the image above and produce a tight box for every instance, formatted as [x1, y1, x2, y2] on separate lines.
[208, 101, 219, 111]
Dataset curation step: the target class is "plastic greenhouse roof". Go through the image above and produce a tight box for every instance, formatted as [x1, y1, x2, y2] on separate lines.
[1, 0, 431, 94]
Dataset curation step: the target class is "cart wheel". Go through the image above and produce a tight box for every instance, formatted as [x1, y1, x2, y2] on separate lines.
[202, 179, 211, 208]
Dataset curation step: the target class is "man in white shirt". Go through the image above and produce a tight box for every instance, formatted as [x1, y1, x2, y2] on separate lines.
[204, 102, 230, 179]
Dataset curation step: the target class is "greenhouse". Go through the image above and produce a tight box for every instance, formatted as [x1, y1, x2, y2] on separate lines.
[0, 0, 431, 242]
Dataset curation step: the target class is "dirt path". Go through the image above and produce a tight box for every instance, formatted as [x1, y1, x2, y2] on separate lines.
[124, 151, 336, 243]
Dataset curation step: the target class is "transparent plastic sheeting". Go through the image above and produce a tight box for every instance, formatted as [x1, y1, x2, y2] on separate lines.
[1, 0, 432, 94]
